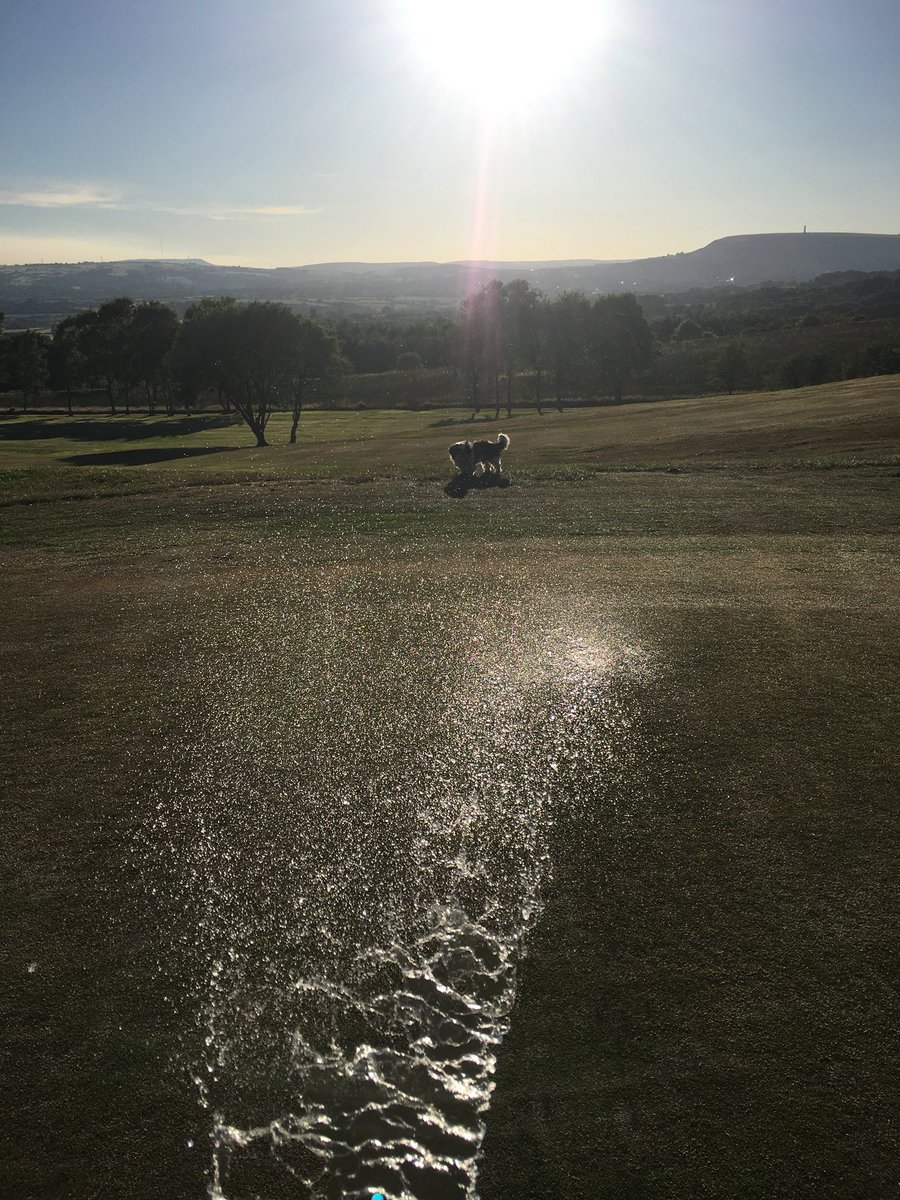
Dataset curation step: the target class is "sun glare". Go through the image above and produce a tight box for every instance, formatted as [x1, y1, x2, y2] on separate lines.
[393, 0, 612, 118]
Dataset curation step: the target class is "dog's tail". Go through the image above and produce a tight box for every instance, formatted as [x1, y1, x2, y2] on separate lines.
[497, 432, 510, 450]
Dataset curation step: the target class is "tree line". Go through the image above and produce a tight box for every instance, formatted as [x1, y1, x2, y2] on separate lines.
[0, 282, 657, 437]
[459, 280, 653, 413]
[0, 298, 345, 446]
[3, 277, 896, 438]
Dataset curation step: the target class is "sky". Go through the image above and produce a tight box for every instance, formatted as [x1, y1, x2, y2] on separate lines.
[1, 0, 898, 267]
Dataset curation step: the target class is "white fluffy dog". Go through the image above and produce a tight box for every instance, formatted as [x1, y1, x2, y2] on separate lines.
[448, 432, 509, 476]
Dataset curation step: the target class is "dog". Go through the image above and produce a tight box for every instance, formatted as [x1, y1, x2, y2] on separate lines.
[448, 439, 475, 475]
[472, 432, 509, 475]
[448, 432, 509, 476]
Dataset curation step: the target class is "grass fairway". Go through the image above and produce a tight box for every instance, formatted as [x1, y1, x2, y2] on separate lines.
[1, 378, 898, 1199]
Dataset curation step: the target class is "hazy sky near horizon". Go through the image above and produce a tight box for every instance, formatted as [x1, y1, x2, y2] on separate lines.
[2, 0, 898, 267]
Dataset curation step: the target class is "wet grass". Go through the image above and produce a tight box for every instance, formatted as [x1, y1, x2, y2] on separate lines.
[1, 377, 898, 1198]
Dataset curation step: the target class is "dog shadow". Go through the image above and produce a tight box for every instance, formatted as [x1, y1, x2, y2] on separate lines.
[444, 473, 512, 499]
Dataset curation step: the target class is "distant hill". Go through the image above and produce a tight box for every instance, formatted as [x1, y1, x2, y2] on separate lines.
[2, 233, 899, 326]
[562, 233, 900, 292]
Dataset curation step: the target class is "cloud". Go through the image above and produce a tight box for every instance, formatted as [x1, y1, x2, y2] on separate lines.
[0, 182, 319, 222]
[230, 204, 316, 216]
[171, 203, 319, 221]
[0, 183, 126, 209]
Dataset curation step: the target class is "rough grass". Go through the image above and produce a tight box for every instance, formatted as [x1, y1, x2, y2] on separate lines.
[1, 376, 898, 1199]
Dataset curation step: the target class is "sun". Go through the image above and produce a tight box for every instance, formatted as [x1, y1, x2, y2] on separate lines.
[392, 0, 613, 119]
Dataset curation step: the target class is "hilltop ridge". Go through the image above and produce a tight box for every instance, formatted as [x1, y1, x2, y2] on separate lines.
[2, 233, 899, 326]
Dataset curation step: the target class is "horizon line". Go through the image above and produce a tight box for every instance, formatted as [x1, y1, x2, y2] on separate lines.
[2, 230, 899, 272]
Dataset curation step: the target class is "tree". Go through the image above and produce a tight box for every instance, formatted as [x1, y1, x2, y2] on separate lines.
[845, 342, 900, 378]
[216, 303, 300, 446]
[288, 319, 345, 444]
[780, 354, 806, 389]
[459, 284, 496, 413]
[498, 279, 541, 417]
[716, 341, 748, 395]
[127, 302, 178, 413]
[590, 294, 653, 403]
[546, 291, 591, 408]
[530, 296, 552, 414]
[333, 314, 456, 374]
[336, 319, 398, 373]
[94, 297, 136, 412]
[1, 330, 49, 410]
[48, 315, 92, 415]
[187, 302, 339, 447]
[406, 315, 456, 369]
[396, 350, 424, 372]
[170, 297, 238, 412]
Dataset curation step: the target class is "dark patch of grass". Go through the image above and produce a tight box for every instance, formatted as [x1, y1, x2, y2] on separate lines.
[62, 445, 235, 466]
[481, 605, 899, 1199]
[0, 414, 235, 442]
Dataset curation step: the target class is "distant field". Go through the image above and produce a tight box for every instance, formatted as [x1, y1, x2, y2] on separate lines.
[1, 376, 898, 1199]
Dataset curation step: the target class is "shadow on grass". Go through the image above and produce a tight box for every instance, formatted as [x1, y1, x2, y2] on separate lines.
[62, 447, 234, 466]
[444, 473, 513, 498]
[0, 416, 235, 442]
